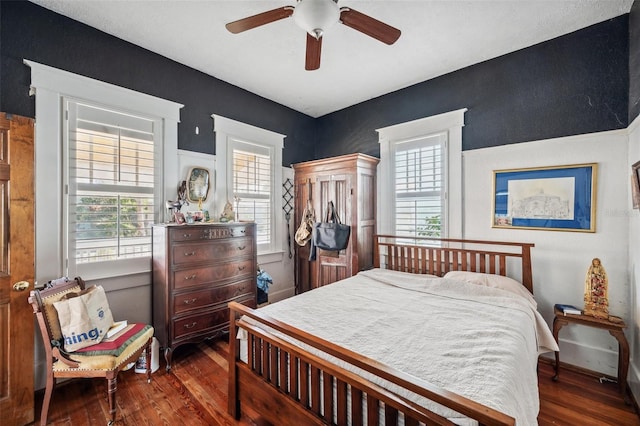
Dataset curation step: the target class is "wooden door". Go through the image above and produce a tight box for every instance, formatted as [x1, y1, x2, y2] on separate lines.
[0, 114, 35, 425]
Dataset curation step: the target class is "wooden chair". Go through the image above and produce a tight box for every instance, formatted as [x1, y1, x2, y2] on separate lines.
[29, 277, 154, 425]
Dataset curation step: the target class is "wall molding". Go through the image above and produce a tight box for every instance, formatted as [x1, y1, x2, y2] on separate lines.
[376, 108, 467, 238]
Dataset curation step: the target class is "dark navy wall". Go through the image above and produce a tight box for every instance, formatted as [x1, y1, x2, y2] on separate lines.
[0, 1, 316, 166]
[630, 1, 640, 122]
[315, 15, 629, 159]
[0, 2, 633, 163]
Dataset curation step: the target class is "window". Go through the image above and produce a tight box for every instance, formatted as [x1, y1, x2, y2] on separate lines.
[26, 60, 182, 281]
[213, 115, 284, 257]
[377, 109, 467, 239]
[66, 100, 158, 268]
[394, 133, 446, 237]
[231, 141, 272, 245]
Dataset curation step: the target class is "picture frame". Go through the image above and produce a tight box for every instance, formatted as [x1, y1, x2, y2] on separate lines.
[632, 161, 640, 210]
[174, 211, 186, 225]
[186, 167, 210, 203]
[492, 163, 597, 232]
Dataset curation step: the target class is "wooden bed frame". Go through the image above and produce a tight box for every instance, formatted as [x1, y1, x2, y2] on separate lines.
[228, 235, 535, 426]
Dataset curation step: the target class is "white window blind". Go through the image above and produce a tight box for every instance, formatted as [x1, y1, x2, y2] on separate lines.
[66, 101, 157, 267]
[393, 133, 446, 237]
[231, 141, 272, 246]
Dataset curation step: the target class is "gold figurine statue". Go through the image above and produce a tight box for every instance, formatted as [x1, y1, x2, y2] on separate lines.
[583, 258, 609, 319]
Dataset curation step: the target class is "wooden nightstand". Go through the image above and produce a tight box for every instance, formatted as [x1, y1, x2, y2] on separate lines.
[552, 306, 629, 401]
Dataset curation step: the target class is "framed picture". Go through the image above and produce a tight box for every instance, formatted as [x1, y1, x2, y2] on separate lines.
[632, 161, 640, 210]
[186, 167, 210, 203]
[174, 212, 186, 225]
[492, 163, 597, 232]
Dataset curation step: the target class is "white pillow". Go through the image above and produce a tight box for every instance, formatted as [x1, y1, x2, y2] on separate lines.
[443, 271, 537, 308]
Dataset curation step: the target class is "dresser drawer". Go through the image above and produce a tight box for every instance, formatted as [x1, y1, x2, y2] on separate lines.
[173, 308, 226, 339]
[172, 296, 254, 340]
[169, 224, 254, 242]
[173, 278, 254, 315]
[172, 258, 254, 290]
[172, 237, 254, 265]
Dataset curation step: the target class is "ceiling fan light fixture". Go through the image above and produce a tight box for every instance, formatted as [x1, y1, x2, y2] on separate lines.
[293, 0, 339, 39]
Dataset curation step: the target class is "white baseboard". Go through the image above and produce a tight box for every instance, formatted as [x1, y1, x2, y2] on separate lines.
[629, 361, 640, 404]
[553, 338, 620, 377]
[264, 286, 296, 304]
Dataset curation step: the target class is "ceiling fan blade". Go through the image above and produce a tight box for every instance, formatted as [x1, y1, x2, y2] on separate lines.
[305, 34, 322, 71]
[226, 7, 294, 34]
[340, 8, 401, 45]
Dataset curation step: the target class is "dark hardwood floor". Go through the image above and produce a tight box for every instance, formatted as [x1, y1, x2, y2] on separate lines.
[32, 338, 638, 425]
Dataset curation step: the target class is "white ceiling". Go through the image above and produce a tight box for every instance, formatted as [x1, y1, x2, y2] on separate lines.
[30, 0, 634, 118]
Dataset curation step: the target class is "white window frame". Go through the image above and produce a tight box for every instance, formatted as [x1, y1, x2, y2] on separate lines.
[376, 109, 467, 239]
[26, 60, 183, 282]
[64, 98, 161, 274]
[212, 115, 284, 260]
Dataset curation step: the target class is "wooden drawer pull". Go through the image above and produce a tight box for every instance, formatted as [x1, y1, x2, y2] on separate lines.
[237, 245, 246, 250]
[184, 251, 196, 257]
[183, 322, 197, 329]
[184, 274, 197, 280]
[183, 298, 197, 305]
[238, 265, 246, 271]
[182, 233, 192, 238]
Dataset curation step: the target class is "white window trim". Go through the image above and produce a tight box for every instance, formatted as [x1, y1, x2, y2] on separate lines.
[212, 114, 285, 259]
[376, 108, 467, 239]
[25, 60, 183, 282]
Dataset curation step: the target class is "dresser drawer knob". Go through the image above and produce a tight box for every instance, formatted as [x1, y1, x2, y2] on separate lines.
[184, 274, 197, 281]
[238, 245, 246, 250]
[183, 298, 197, 305]
[238, 265, 246, 271]
[184, 322, 197, 329]
[184, 251, 196, 257]
[182, 233, 192, 238]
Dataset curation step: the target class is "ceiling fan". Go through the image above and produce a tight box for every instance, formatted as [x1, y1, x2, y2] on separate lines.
[225, 0, 401, 71]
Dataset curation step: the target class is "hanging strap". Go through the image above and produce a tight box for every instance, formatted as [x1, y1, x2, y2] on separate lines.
[324, 201, 341, 224]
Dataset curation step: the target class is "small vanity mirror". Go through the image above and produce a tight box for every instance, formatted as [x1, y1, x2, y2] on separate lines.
[186, 167, 210, 203]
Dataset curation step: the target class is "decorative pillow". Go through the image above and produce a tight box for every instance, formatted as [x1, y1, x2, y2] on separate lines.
[443, 271, 536, 308]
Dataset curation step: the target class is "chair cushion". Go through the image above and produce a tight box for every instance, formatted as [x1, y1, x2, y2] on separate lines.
[53, 324, 154, 371]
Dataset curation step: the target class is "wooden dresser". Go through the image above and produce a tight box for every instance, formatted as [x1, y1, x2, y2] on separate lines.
[152, 222, 257, 371]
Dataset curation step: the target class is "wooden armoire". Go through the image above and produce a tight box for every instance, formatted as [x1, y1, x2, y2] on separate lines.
[293, 153, 378, 293]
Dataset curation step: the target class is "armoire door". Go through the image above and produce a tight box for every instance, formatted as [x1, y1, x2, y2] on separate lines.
[0, 114, 35, 425]
[314, 172, 353, 288]
[294, 177, 314, 294]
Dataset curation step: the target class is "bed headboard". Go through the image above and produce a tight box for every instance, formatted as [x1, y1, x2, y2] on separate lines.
[373, 235, 535, 293]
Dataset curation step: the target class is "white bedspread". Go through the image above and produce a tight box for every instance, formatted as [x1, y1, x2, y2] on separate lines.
[246, 268, 558, 425]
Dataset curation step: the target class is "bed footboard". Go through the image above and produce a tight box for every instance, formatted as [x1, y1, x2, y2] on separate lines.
[228, 302, 515, 426]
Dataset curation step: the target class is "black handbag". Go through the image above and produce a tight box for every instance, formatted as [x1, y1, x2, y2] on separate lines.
[309, 201, 350, 260]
